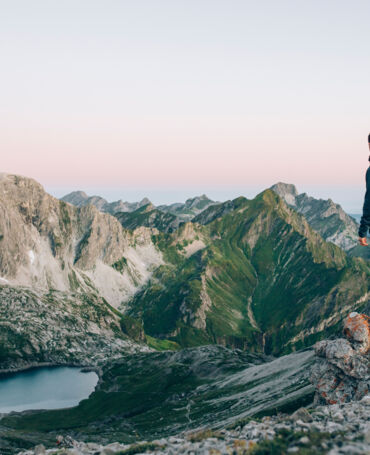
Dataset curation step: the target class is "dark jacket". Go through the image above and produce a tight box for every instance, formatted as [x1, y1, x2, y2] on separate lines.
[358, 166, 370, 237]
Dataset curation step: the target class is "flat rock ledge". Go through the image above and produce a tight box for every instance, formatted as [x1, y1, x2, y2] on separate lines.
[19, 395, 370, 455]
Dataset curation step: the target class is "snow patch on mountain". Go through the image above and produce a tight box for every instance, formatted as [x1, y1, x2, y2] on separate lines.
[28, 250, 35, 264]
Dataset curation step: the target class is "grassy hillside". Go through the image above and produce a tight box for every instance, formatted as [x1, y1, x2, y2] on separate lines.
[115, 204, 180, 233]
[127, 190, 369, 355]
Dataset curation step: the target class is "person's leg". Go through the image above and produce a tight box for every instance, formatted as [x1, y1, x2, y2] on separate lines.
[359, 213, 369, 238]
[359, 207, 370, 244]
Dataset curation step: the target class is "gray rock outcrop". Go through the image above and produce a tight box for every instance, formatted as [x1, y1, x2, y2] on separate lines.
[311, 312, 370, 405]
[19, 396, 370, 455]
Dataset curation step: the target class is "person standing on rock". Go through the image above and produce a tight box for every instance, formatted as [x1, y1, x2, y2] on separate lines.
[358, 134, 370, 246]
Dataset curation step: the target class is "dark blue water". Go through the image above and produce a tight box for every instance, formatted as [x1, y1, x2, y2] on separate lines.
[0, 367, 98, 413]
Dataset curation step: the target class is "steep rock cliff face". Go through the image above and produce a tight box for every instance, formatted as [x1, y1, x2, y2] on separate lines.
[0, 174, 162, 308]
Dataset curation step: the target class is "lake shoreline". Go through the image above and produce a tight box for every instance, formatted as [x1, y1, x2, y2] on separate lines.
[0, 361, 100, 378]
[0, 365, 100, 415]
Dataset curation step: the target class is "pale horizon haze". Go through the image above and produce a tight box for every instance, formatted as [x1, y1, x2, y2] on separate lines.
[1, 1, 369, 211]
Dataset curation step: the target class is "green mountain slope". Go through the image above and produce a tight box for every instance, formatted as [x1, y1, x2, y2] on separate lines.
[127, 190, 369, 355]
[115, 203, 180, 233]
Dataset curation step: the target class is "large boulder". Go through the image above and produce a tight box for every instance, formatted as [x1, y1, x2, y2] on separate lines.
[343, 312, 370, 354]
[311, 312, 370, 405]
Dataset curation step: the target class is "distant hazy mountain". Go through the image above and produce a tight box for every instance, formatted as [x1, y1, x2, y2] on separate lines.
[61, 190, 151, 215]
[158, 194, 218, 222]
[349, 214, 361, 224]
[270, 182, 359, 251]
[62, 191, 218, 231]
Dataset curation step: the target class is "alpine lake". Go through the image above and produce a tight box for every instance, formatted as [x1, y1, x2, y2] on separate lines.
[0, 367, 98, 414]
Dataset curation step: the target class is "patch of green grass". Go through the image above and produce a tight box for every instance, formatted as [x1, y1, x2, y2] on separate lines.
[68, 270, 80, 291]
[112, 256, 128, 273]
[120, 315, 145, 342]
[145, 335, 180, 351]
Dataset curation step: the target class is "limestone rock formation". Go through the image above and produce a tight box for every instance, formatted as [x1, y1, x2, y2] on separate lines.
[0, 173, 162, 308]
[311, 312, 370, 405]
[0, 174, 161, 369]
[0, 286, 141, 372]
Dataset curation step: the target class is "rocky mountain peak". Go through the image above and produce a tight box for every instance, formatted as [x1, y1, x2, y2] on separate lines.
[270, 182, 299, 206]
[185, 194, 211, 205]
[139, 197, 151, 206]
[61, 190, 89, 206]
[0, 173, 45, 194]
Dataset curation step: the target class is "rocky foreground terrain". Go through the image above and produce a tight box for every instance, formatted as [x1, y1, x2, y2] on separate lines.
[18, 396, 370, 455]
[0, 286, 145, 372]
[10, 312, 370, 455]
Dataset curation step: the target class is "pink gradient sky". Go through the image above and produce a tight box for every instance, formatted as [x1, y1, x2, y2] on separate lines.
[1, 1, 369, 210]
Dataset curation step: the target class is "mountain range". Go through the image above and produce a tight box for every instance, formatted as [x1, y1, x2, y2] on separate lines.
[61, 190, 152, 215]
[0, 173, 369, 454]
[61, 185, 360, 249]
[0, 173, 368, 366]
